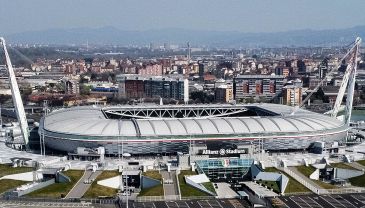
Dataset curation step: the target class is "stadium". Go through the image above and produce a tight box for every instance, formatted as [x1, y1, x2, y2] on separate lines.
[39, 103, 348, 155]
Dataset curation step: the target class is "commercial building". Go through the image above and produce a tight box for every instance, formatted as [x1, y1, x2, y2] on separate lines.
[195, 158, 254, 181]
[62, 77, 79, 95]
[233, 75, 285, 100]
[283, 86, 302, 106]
[282, 79, 303, 106]
[117, 74, 185, 100]
[215, 85, 234, 103]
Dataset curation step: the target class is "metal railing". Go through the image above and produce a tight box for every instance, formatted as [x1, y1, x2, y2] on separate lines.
[136, 195, 216, 202]
[280, 167, 365, 195]
[136, 195, 169, 202]
[1, 196, 116, 205]
[279, 167, 321, 194]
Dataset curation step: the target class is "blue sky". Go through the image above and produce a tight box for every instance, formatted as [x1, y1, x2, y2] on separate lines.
[1, 0, 365, 34]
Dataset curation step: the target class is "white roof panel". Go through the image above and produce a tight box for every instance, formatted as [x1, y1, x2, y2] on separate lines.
[257, 118, 281, 132]
[239, 118, 265, 132]
[149, 120, 171, 135]
[297, 118, 326, 130]
[271, 118, 298, 132]
[165, 120, 187, 135]
[136, 120, 155, 136]
[285, 118, 314, 131]
[120, 120, 137, 136]
[180, 119, 203, 134]
[210, 119, 234, 134]
[195, 119, 218, 134]
[225, 118, 250, 133]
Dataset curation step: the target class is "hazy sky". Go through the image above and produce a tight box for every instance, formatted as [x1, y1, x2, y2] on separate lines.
[1, 0, 365, 34]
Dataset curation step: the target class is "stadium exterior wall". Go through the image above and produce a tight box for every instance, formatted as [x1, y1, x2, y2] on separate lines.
[42, 129, 348, 155]
[39, 104, 349, 155]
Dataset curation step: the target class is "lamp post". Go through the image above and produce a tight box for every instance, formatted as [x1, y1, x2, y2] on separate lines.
[117, 119, 121, 160]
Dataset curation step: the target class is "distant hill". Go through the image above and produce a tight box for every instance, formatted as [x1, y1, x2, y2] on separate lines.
[4, 26, 365, 47]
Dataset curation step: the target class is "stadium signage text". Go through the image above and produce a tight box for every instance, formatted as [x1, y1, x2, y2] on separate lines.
[201, 148, 247, 156]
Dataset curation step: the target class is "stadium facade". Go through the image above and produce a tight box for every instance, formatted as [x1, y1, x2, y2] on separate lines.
[39, 103, 348, 155]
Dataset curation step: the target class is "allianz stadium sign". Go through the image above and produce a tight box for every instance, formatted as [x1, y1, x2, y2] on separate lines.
[201, 148, 248, 156]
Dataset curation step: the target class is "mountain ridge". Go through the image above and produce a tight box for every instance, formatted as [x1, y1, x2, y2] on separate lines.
[3, 25, 365, 47]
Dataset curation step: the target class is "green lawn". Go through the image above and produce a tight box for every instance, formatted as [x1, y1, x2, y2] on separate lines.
[295, 166, 337, 189]
[139, 184, 164, 196]
[264, 167, 311, 194]
[202, 182, 216, 194]
[264, 167, 279, 172]
[356, 160, 365, 167]
[26, 170, 83, 198]
[0, 179, 28, 194]
[178, 170, 210, 197]
[142, 170, 162, 181]
[349, 173, 365, 187]
[139, 170, 163, 197]
[296, 166, 316, 177]
[83, 170, 120, 198]
[0, 164, 33, 178]
[330, 163, 357, 170]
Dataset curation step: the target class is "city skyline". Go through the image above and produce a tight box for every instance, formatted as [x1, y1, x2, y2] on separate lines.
[1, 0, 365, 35]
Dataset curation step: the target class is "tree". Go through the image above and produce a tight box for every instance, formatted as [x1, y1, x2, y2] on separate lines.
[190, 91, 214, 103]
[79, 84, 92, 95]
[313, 87, 329, 103]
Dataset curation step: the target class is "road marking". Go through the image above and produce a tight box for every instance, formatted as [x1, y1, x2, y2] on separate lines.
[198, 200, 212, 208]
[196, 201, 203, 208]
[351, 194, 365, 204]
[289, 196, 309, 208]
[320, 195, 345, 208]
[302, 196, 323, 208]
[280, 197, 299, 208]
[332, 195, 357, 208]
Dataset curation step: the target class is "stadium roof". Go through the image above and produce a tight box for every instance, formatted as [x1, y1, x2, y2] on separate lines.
[42, 104, 346, 138]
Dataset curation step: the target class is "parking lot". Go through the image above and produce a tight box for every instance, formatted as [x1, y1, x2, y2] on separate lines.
[279, 193, 365, 208]
[121, 199, 249, 208]
[0, 201, 94, 208]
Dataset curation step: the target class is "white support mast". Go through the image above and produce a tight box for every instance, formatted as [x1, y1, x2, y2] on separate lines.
[293, 37, 361, 125]
[331, 37, 361, 124]
[344, 38, 360, 125]
[0, 37, 29, 148]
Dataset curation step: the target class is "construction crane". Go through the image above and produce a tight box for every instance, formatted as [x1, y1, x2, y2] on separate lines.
[293, 37, 361, 125]
[0, 37, 30, 149]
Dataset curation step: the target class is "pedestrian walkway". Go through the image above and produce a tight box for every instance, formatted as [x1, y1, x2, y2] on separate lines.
[160, 170, 179, 200]
[349, 162, 365, 170]
[65, 170, 102, 199]
[215, 183, 238, 199]
[277, 166, 327, 195]
[288, 167, 323, 190]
